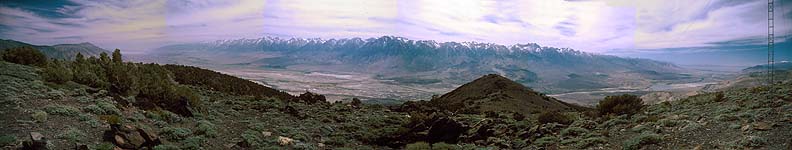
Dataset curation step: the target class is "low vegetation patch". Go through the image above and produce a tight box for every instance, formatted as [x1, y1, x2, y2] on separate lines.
[598, 94, 643, 116]
[31, 110, 48, 122]
[405, 142, 431, 150]
[44, 105, 81, 116]
[537, 111, 573, 125]
[161, 127, 193, 140]
[0, 135, 16, 146]
[622, 132, 662, 150]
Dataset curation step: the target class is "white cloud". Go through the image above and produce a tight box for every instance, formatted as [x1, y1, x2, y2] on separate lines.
[0, 0, 789, 53]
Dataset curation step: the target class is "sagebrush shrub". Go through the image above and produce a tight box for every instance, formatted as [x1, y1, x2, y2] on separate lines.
[31, 110, 48, 122]
[537, 111, 573, 125]
[622, 132, 661, 150]
[713, 92, 725, 102]
[431, 142, 458, 150]
[598, 94, 643, 116]
[405, 142, 431, 150]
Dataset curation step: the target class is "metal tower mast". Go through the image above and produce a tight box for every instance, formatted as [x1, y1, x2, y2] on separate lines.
[768, 0, 775, 86]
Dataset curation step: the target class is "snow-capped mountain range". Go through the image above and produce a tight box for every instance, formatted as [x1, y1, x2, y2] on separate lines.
[149, 36, 690, 94]
[168, 36, 594, 56]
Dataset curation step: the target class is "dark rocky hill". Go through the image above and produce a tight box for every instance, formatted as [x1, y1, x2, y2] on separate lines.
[431, 74, 587, 115]
[0, 39, 107, 60]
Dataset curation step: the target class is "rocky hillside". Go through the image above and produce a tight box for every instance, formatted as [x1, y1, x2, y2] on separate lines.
[430, 74, 586, 115]
[1, 48, 791, 149]
[0, 39, 107, 60]
[741, 62, 792, 73]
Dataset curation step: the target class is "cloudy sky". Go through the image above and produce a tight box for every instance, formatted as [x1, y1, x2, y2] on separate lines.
[1, 0, 790, 65]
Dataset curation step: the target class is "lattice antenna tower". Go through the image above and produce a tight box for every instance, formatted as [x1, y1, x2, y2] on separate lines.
[768, 0, 775, 86]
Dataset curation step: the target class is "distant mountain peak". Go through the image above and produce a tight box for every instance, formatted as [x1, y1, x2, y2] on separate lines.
[78, 42, 95, 46]
[191, 35, 600, 55]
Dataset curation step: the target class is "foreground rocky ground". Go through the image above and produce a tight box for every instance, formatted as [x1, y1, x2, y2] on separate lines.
[1, 61, 791, 150]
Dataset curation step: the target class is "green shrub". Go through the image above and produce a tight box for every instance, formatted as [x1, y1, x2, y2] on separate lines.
[622, 132, 662, 150]
[56, 127, 87, 143]
[740, 136, 767, 147]
[44, 105, 80, 116]
[32, 110, 48, 122]
[83, 104, 107, 115]
[577, 137, 606, 148]
[324, 136, 350, 146]
[97, 101, 121, 115]
[713, 92, 725, 102]
[182, 135, 207, 149]
[405, 142, 431, 150]
[598, 94, 643, 116]
[432, 142, 459, 150]
[634, 114, 660, 123]
[561, 127, 589, 137]
[196, 120, 217, 137]
[42, 60, 73, 84]
[293, 143, 318, 150]
[512, 112, 526, 121]
[680, 122, 701, 132]
[728, 123, 741, 129]
[84, 103, 119, 115]
[240, 130, 262, 148]
[86, 118, 101, 128]
[351, 98, 362, 106]
[153, 144, 180, 150]
[99, 115, 122, 125]
[92, 143, 115, 150]
[658, 119, 679, 127]
[146, 110, 183, 123]
[560, 138, 580, 145]
[0, 135, 16, 146]
[161, 127, 193, 140]
[537, 111, 573, 125]
[715, 114, 738, 122]
[533, 136, 558, 146]
[1, 46, 47, 67]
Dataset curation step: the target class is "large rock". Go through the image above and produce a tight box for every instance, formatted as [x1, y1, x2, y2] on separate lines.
[426, 117, 468, 143]
[278, 136, 294, 146]
[753, 122, 772, 131]
[22, 132, 48, 150]
[105, 125, 161, 149]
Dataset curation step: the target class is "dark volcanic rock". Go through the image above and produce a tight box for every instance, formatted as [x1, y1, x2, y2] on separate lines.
[22, 132, 47, 150]
[426, 117, 468, 144]
[104, 124, 161, 149]
[297, 91, 327, 104]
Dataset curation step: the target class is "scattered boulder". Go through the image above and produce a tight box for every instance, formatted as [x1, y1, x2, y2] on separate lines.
[22, 132, 47, 150]
[465, 120, 495, 142]
[278, 136, 294, 146]
[261, 131, 272, 137]
[740, 124, 751, 132]
[753, 122, 772, 131]
[104, 124, 160, 149]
